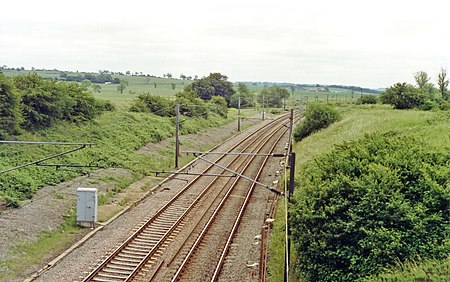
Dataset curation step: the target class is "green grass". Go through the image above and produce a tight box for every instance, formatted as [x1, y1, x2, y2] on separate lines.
[365, 256, 450, 281]
[0, 209, 82, 280]
[267, 104, 450, 281]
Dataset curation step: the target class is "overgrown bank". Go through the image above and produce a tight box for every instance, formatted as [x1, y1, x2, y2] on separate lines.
[268, 105, 450, 281]
[0, 108, 238, 208]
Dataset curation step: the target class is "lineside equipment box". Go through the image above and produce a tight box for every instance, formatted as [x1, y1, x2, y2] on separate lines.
[76, 187, 98, 227]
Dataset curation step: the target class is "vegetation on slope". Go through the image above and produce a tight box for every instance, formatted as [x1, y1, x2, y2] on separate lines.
[292, 131, 449, 281]
[0, 71, 240, 208]
[268, 105, 450, 282]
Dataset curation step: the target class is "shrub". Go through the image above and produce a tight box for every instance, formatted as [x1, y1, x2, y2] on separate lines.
[130, 93, 175, 117]
[12, 73, 110, 130]
[177, 97, 208, 118]
[419, 100, 439, 111]
[0, 74, 22, 138]
[208, 96, 228, 117]
[294, 103, 341, 141]
[439, 100, 450, 111]
[270, 109, 282, 114]
[229, 92, 255, 108]
[257, 86, 290, 107]
[291, 132, 450, 281]
[356, 94, 378, 105]
[380, 83, 426, 109]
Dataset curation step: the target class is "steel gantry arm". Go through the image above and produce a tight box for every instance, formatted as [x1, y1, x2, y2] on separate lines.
[198, 156, 284, 195]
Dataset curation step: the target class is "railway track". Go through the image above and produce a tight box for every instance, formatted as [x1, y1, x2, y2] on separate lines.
[82, 114, 292, 282]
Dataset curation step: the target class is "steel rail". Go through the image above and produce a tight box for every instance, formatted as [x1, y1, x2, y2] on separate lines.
[154, 120, 289, 277]
[133, 115, 286, 277]
[170, 119, 289, 281]
[82, 114, 290, 281]
[210, 117, 287, 281]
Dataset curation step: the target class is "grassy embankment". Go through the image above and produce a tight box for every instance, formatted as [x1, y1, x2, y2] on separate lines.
[268, 104, 450, 281]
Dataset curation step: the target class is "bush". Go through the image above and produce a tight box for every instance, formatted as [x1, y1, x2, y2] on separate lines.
[291, 132, 450, 281]
[270, 109, 282, 114]
[439, 100, 450, 111]
[294, 103, 341, 141]
[130, 93, 175, 117]
[356, 94, 378, 105]
[419, 100, 439, 111]
[12, 73, 110, 130]
[208, 96, 228, 118]
[0, 74, 22, 138]
[380, 83, 426, 109]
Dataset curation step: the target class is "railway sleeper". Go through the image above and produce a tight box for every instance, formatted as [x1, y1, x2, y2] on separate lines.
[117, 252, 146, 260]
[133, 237, 159, 244]
[125, 246, 151, 254]
[106, 263, 136, 271]
[154, 214, 180, 220]
[100, 267, 132, 276]
[137, 233, 166, 240]
[91, 277, 123, 282]
[150, 222, 177, 228]
[112, 259, 140, 268]
[122, 248, 149, 255]
[93, 272, 128, 281]
[141, 228, 169, 235]
[128, 241, 155, 249]
[111, 258, 140, 267]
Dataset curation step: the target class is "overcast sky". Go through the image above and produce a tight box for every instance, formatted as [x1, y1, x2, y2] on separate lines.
[1, 0, 449, 88]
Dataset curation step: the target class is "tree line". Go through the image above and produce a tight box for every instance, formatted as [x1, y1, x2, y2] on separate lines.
[128, 72, 292, 116]
[59, 72, 120, 84]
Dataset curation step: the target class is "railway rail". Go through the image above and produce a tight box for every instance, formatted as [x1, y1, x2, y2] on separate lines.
[82, 113, 293, 282]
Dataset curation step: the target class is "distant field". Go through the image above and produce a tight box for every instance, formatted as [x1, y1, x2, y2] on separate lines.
[1, 69, 378, 109]
[1, 69, 191, 109]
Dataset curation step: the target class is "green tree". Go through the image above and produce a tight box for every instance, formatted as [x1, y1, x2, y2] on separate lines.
[13, 73, 109, 129]
[130, 93, 175, 117]
[0, 74, 22, 138]
[81, 79, 92, 88]
[230, 83, 254, 108]
[437, 67, 449, 100]
[257, 86, 290, 107]
[414, 71, 437, 98]
[117, 82, 127, 94]
[414, 71, 430, 89]
[380, 83, 425, 109]
[293, 103, 341, 141]
[91, 84, 102, 93]
[188, 72, 235, 104]
[208, 96, 228, 117]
